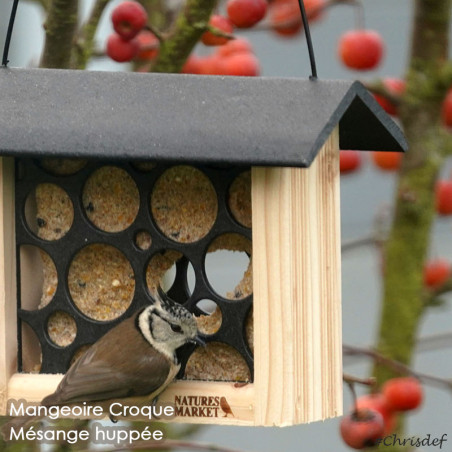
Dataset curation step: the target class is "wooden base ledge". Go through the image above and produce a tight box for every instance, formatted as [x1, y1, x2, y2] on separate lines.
[6, 374, 255, 426]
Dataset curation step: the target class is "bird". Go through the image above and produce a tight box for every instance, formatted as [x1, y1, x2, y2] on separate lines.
[220, 397, 234, 418]
[2, 288, 204, 440]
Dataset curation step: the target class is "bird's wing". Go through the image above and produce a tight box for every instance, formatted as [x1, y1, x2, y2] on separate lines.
[42, 315, 173, 406]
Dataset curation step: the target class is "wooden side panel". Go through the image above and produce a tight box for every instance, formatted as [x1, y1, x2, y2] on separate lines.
[0, 157, 16, 413]
[7, 374, 255, 426]
[252, 127, 342, 426]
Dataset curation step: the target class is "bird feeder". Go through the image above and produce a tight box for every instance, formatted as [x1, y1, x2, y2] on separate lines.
[0, 67, 406, 427]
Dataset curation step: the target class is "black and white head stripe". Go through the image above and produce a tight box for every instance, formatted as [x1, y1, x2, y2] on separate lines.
[155, 286, 193, 322]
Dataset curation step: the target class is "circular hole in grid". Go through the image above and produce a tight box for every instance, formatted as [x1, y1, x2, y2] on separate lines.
[20, 245, 57, 310]
[39, 158, 87, 176]
[228, 170, 251, 228]
[70, 344, 91, 366]
[146, 250, 183, 295]
[83, 166, 139, 233]
[47, 311, 77, 347]
[185, 342, 251, 382]
[25, 183, 74, 241]
[151, 166, 218, 243]
[205, 233, 252, 300]
[134, 230, 152, 251]
[68, 244, 135, 321]
[195, 300, 222, 335]
[21, 322, 42, 373]
[187, 261, 196, 294]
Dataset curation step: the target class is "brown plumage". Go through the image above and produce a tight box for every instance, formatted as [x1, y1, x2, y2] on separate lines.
[2, 293, 202, 441]
[42, 310, 174, 407]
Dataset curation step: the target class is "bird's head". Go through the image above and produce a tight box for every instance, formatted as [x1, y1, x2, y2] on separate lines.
[138, 287, 204, 361]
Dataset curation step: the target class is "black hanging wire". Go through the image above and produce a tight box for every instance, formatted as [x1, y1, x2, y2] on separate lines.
[2, 0, 20, 67]
[297, 0, 318, 80]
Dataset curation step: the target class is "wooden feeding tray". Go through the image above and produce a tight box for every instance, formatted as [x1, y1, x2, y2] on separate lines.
[0, 68, 407, 426]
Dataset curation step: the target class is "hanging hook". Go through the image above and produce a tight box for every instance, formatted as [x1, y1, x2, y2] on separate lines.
[297, 0, 318, 80]
[2, 0, 20, 67]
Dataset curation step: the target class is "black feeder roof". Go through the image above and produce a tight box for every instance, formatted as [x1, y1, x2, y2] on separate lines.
[0, 67, 407, 167]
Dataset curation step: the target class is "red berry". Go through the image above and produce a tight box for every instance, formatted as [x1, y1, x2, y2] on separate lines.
[182, 54, 203, 74]
[355, 393, 396, 435]
[198, 54, 227, 76]
[340, 408, 385, 450]
[217, 37, 254, 57]
[382, 377, 423, 412]
[270, 0, 302, 36]
[106, 33, 139, 62]
[435, 180, 452, 215]
[371, 151, 402, 171]
[135, 29, 159, 60]
[442, 88, 452, 127]
[202, 15, 234, 46]
[340, 150, 362, 174]
[223, 51, 260, 76]
[226, 0, 268, 28]
[338, 30, 384, 70]
[373, 78, 406, 116]
[304, 0, 325, 22]
[270, 0, 324, 37]
[111, 1, 148, 40]
[424, 258, 451, 288]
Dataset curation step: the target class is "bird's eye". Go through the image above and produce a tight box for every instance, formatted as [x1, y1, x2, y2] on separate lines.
[171, 324, 182, 333]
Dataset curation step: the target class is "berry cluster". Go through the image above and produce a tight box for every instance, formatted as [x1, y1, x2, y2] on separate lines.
[104, 0, 333, 76]
[341, 377, 423, 450]
[339, 149, 403, 175]
[106, 1, 159, 63]
[183, 38, 260, 77]
[186, 0, 268, 77]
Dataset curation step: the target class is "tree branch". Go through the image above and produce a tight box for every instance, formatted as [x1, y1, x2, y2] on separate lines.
[438, 127, 452, 156]
[423, 276, 452, 306]
[343, 373, 376, 387]
[364, 80, 403, 108]
[373, 0, 452, 389]
[345, 344, 452, 390]
[151, 0, 218, 73]
[40, 0, 79, 68]
[71, 0, 110, 69]
[341, 235, 378, 252]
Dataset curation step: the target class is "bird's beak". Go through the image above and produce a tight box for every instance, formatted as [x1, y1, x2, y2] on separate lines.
[192, 335, 206, 347]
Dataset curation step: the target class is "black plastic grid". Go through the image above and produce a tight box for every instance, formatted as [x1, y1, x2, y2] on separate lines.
[15, 158, 253, 379]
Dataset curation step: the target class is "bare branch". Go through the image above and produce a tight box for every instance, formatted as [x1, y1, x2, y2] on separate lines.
[438, 127, 452, 156]
[40, 0, 79, 68]
[343, 373, 376, 387]
[364, 79, 403, 109]
[71, 0, 110, 69]
[152, 0, 218, 73]
[344, 344, 452, 390]
[423, 276, 452, 306]
[341, 235, 377, 252]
